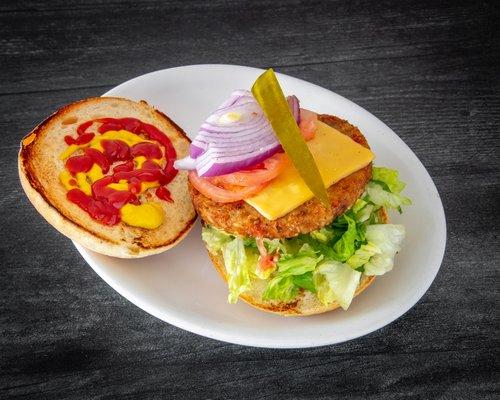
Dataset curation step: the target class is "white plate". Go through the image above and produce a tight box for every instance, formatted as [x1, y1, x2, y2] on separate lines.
[74, 64, 446, 348]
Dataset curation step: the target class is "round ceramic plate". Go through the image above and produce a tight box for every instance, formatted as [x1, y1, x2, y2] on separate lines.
[73, 64, 446, 348]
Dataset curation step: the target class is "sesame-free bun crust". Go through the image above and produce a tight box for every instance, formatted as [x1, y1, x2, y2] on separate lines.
[206, 209, 388, 316]
[19, 97, 196, 258]
[189, 114, 372, 239]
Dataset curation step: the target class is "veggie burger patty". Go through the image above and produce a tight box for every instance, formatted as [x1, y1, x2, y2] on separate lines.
[188, 114, 372, 239]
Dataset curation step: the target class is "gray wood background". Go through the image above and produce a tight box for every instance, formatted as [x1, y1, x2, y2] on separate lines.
[1, 0, 498, 399]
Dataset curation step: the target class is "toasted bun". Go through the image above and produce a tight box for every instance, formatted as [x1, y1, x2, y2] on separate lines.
[206, 208, 388, 316]
[19, 97, 196, 258]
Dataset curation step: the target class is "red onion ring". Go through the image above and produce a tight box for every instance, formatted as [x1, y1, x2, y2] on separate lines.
[176, 90, 301, 177]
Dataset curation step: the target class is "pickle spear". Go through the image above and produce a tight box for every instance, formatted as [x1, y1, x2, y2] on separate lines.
[251, 69, 330, 208]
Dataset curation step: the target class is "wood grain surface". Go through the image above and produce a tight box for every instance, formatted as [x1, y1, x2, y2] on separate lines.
[1, 0, 499, 399]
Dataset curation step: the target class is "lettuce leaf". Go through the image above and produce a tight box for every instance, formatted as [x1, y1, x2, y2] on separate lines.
[366, 167, 411, 213]
[313, 260, 361, 310]
[352, 198, 376, 223]
[332, 213, 362, 261]
[293, 272, 316, 293]
[262, 275, 298, 302]
[263, 244, 321, 302]
[201, 226, 232, 253]
[346, 242, 381, 269]
[363, 224, 405, 275]
[372, 167, 406, 193]
[310, 227, 335, 243]
[264, 238, 286, 254]
[366, 182, 411, 213]
[222, 237, 257, 303]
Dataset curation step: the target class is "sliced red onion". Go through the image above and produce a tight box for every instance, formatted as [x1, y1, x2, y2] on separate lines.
[174, 156, 196, 170]
[189, 143, 206, 158]
[176, 90, 300, 177]
[287, 95, 300, 124]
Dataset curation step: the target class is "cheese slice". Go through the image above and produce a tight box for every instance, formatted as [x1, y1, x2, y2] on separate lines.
[245, 120, 374, 220]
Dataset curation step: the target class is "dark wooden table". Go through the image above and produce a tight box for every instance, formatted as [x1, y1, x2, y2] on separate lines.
[1, 1, 498, 399]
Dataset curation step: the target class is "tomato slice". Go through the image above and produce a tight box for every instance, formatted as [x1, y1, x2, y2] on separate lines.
[255, 237, 278, 277]
[208, 153, 287, 188]
[189, 171, 267, 203]
[299, 108, 318, 141]
[188, 120, 319, 203]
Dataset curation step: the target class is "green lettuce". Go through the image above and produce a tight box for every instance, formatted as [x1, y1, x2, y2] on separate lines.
[363, 224, 405, 275]
[372, 167, 406, 193]
[310, 227, 335, 243]
[313, 260, 361, 310]
[263, 244, 322, 302]
[201, 165, 410, 307]
[347, 242, 381, 269]
[332, 213, 360, 261]
[262, 275, 298, 302]
[292, 272, 316, 293]
[201, 226, 232, 253]
[366, 182, 411, 213]
[221, 237, 259, 303]
[366, 167, 411, 213]
[263, 238, 286, 254]
[352, 198, 376, 224]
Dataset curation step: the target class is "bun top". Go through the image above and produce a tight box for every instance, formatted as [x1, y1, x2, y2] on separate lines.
[19, 97, 196, 258]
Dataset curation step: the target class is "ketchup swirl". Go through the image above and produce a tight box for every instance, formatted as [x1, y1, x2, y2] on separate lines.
[63, 117, 177, 226]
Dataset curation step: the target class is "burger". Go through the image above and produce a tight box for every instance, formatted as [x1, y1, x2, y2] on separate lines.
[175, 69, 411, 316]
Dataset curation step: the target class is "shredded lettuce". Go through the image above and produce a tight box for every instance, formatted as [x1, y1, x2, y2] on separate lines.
[310, 227, 334, 243]
[313, 260, 361, 310]
[293, 272, 316, 293]
[366, 182, 411, 213]
[222, 237, 254, 303]
[347, 242, 381, 269]
[201, 226, 232, 253]
[263, 244, 322, 302]
[363, 224, 405, 275]
[372, 167, 406, 193]
[352, 198, 375, 223]
[332, 213, 360, 261]
[366, 167, 411, 213]
[262, 275, 298, 302]
[263, 238, 286, 254]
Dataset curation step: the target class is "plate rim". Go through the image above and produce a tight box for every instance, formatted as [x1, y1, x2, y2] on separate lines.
[73, 64, 447, 348]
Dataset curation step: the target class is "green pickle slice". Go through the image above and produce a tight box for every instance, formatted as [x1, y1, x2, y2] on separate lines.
[251, 68, 330, 208]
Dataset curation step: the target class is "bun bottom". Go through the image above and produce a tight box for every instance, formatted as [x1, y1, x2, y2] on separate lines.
[208, 250, 374, 316]
[205, 208, 388, 316]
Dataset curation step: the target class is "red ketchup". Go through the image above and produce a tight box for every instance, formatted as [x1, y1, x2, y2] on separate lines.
[64, 117, 178, 225]
[65, 155, 93, 175]
[67, 189, 121, 226]
[64, 120, 95, 145]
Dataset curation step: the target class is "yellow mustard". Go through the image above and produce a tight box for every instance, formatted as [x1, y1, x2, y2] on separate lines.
[107, 179, 129, 191]
[75, 173, 91, 195]
[60, 144, 80, 160]
[120, 202, 164, 229]
[87, 164, 103, 183]
[89, 130, 152, 151]
[59, 170, 76, 190]
[59, 128, 166, 230]
[134, 156, 162, 168]
[59, 130, 152, 160]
